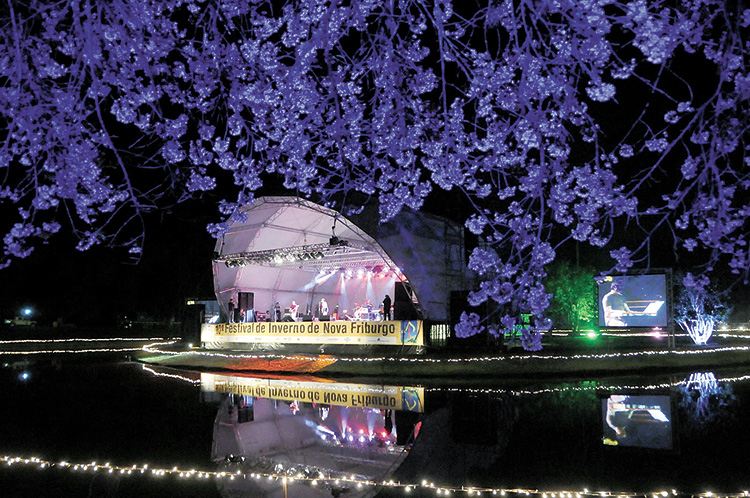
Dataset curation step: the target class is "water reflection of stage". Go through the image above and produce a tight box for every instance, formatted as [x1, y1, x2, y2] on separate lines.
[209, 376, 421, 497]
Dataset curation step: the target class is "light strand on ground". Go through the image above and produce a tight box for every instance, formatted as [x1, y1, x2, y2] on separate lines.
[2, 347, 144, 355]
[1, 341, 178, 356]
[140, 343, 750, 364]
[1, 455, 747, 498]
[0, 337, 178, 344]
[553, 330, 750, 338]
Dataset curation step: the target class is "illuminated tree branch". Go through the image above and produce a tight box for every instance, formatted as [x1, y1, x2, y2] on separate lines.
[1, 1, 748, 348]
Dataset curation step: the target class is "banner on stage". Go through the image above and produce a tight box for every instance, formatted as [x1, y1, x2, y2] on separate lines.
[203, 319, 424, 346]
[201, 373, 424, 412]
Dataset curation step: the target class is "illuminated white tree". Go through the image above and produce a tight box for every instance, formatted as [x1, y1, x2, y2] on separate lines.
[1, 1, 749, 348]
[674, 272, 730, 345]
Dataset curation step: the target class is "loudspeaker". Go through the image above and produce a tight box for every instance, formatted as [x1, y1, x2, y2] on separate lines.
[394, 282, 419, 320]
[394, 281, 411, 302]
[181, 304, 204, 343]
[319, 315, 330, 321]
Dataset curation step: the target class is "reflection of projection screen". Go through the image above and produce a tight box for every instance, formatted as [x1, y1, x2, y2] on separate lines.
[598, 274, 668, 327]
[601, 395, 673, 450]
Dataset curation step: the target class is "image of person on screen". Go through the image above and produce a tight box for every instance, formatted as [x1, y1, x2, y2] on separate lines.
[603, 395, 672, 449]
[605, 395, 630, 439]
[602, 282, 632, 327]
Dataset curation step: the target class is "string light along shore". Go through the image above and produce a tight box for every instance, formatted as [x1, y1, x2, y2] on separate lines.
[1, 455, 748, 498]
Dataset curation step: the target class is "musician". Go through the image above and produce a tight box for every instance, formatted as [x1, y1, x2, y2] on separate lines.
[602, 282, 631, 327]
[290, 300, 300, 320]
[319, 298, 329, 317]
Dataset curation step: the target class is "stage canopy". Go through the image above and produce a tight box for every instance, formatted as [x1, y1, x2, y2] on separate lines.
[212, 197, 470, 322]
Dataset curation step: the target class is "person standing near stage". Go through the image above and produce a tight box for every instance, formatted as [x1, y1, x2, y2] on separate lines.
[227, 298, 236, 323]
[320, 298, 329, 317]
[382, 294, 392, 321]
[274, 301, 281, 322]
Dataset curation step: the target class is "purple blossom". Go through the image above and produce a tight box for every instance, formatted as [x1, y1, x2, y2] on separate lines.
[455, 312, 484, 338]
[0, 0, 748, 351]
[610, 247, 634, 273]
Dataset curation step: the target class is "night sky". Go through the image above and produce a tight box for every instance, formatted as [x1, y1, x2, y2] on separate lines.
[0, 202, 216, 327]
[2, 186, 747, 329]
[2, 174, 749, 329]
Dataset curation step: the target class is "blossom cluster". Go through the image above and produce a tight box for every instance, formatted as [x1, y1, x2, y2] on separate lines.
[1, 0, 748, 347]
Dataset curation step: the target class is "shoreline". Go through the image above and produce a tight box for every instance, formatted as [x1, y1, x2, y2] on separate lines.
[135, 340, 750, 382]
[4, 333, 750, 383]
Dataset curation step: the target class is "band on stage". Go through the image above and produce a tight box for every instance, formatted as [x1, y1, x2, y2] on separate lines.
[227, 295, 393, 324]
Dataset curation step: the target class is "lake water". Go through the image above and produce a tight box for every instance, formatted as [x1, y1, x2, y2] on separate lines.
[1, 359, 749, 497]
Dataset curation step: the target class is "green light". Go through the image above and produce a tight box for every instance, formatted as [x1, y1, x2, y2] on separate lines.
[585, 330, 598, 340]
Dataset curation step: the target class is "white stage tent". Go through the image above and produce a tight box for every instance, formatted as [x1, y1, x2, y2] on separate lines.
[212, 196, 470, 325]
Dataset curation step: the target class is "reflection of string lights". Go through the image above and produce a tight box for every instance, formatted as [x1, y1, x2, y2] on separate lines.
[140, 366, 201, 385]
[5, 362, 746, 496]
[1, 341, 178, 356]
[433, 372, 750, 397]
[1, 455, 747, 497]
[138, 363, 750, 398]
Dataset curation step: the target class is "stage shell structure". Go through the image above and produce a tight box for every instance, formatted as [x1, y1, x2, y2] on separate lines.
[201, 196, 471, 353]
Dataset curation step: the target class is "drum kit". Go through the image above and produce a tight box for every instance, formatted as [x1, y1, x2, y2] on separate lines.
[352, 302, 383, 322]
